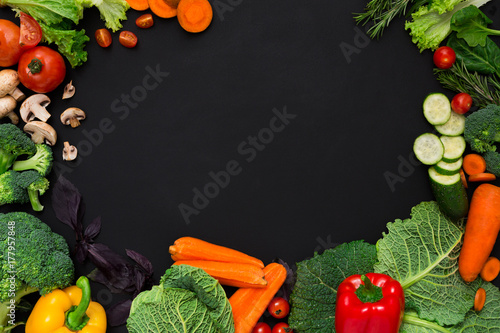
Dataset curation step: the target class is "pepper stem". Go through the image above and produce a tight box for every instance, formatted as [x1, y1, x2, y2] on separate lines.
[355, 275, 383, 303]
[65, 276, 91, 331]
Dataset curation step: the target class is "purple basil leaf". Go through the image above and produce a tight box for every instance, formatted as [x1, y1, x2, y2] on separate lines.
[51, 175, 85, 235]
[126, 249, 154, 275]
[74, 241, 89, 263]
[106, 299, 132, 327]
[84, 216, 102, 241]
[88, 269, 129, 294]
[274, 258, 295, 301]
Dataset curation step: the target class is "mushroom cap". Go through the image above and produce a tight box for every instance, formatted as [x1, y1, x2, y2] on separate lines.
[20, 94, 51, 123]
[60, 107, 86, 127]
[0, 69, 20, 97]
[63, 141, 78, 161]
[0, 95, 18, 124]
[23, 121, 57, 145]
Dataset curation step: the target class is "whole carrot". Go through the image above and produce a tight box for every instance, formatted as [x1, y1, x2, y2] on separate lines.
[459, 183, 500, 282]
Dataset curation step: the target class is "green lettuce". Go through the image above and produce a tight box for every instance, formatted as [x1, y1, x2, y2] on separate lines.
[39, 22, 89, 68]
[127, 265, 235, 333]
[77, 0, 129, 32]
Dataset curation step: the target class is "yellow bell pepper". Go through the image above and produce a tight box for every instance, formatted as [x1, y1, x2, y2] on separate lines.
[25, 276, 106, 333]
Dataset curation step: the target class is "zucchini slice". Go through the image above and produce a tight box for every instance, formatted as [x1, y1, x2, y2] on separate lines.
[434, 157, 463, 176]
[423, 93, 451, 125]
[428, 167, 468, 220]
[440, 135, 466, 163]
[413, 133, 444, 165]
[435, 111, 466, 136]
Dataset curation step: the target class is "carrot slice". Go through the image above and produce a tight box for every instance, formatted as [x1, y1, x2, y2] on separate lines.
[126, 0, 150, 11]
[149, 0, 177, 18]
[463, 153, 487, 175]
[177, 0, 212, 33]
[460, 169, 468, 189]
[469, 172, 497, 183]
[480, 257, 500, 282]
[474, 287, 486, 311]
[164, 0, 181, 8]
[229, 263, 287, 333]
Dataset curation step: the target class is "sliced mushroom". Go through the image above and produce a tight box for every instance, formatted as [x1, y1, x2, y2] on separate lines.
[62, 81, 76, 99]
[0, 96, 19, 124]
[23, 121, 57, 145]
[60, 107, 86, 128]
[63, 141, 78, 161]
[20, 94, 51, 123]
[0, 69, 25, 102]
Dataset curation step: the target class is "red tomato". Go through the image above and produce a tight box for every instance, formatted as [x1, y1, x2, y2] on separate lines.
[119, 31, 138, 48]
[267, 297, 290, 319]
[451, 92, 473, 114]
[95, 28, 112, 48]
[18, 46, 66, 93]
[19, 12, 42, 50]
[0, 19, 23, 67]
[272, 323, 293, 333]
[136, 14, 154, 29]
[433, 46, 456, 69]
[252, 322, 272, 333]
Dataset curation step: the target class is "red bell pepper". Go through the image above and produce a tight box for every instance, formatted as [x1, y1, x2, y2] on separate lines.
[335, 273, 405, 333]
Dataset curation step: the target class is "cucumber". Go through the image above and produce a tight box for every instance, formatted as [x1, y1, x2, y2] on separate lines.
[413, 133, 444, 165]
[440, 135, 466, 162]
[423, 93, 451, 125]
[434, 157, 463, 176]
[434, 111, 466, 136]
[428, 167, 468, 220]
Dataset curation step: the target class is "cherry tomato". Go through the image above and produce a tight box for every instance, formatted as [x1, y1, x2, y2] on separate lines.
[18, 46, 66, 93]
[95, 28, 112, 48]
[451, 92, 473, 114]
[252, 322, 272, 333]
[119, 31, 138, 48]
[19, 12, 42, 50]
[272, 323, 293, 333]
[267, 297, 290, 319]
[433, 46, 456, 69]
[0, 19, 23, 67]
[136, 14, 154, 29]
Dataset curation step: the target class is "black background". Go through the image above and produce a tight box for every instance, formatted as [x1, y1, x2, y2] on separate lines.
[1, 1, 500, 332]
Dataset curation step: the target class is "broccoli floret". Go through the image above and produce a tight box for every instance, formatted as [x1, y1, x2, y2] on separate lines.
[12, 144, 53, 177]
[0, 212, 74, 332]
[463, 105, 500, 153]
[0, 170, 49, 211]
[484, 151, 500, 177]
[0, 124, 36, 175]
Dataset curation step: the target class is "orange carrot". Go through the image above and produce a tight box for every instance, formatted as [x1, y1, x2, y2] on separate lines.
[474, 287, 486, 311]
[164, 0, 181, 8]
[173, 260, 268, 288]
[126, 0, 149, 11]
[229, 263, 287, 333]
[459, 184, 500, 282]
[149, 0, 177, 18]
[463, 154, 487, 175]
[480, 257, 500, 282]
[460, 169, 468, 189]
[169, 237, 265, 268]
[469, 172, 497, 183]
[177, 0, 212, 33]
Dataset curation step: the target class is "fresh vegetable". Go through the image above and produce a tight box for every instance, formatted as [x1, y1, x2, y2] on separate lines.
[451, 92, 473, 114]
[17, 46, 66, 94]
[173, 260, 268, 288]
[0, 211, 74, 333]
[484, 150, 500, 176]
[0, 19, 22, 67]
[435, 110, 466, 136]
[434, 157, 463, 175]
[38, 23, 89, 68]
[169, 236, 265, 268]
[272, 323, 292, 333]
[177, 0, 213, 33]
[468, 172, 496, 182]
[230, 263, 287, 333]
[423, 92, 451, 125]
[433, 46, 456, 69]
[463, 153, 487, 175]
[428, 166, 469, 219]
[127, 265, 235, 332]
[450, 5, 500, 48]
[0, 123, 36, 175]
[76, 0, 130, 33]
[19, 12, 42, 50]
[480, 257, 500, 282]
[441, 135, 466, 162]
[149, 0, 177, 18]
[464, 104, 500, 153]
[335, 273, 404, 333]
[125, 0, 149, 11]
[268, 297, 290, 319]
[136, 13, 154, 28]
[413, 133, 444, 165]
[95, 28, 112, 48]
[253, 323, 272, 333]
[474, 287, 486, 311]
[460, 168, 468, 187]
[119, 30, 137, 48]
[0, 170, 49, 211]
[459, 183, 500, 282]
[12, 143, 53, 176]
[164, 0, 181, 9]
[25, 276, 106, 333]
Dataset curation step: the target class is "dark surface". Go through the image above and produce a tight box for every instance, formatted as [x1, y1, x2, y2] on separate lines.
[1, 1, 500, 332]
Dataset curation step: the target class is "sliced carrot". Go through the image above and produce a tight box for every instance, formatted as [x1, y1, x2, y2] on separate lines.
[169, 237, 265, 268]
[474, 287, 486, 311]
[463, 153, 487, 175]
[126, 0, 150, 11]
[460, 168, 468, 189]
[177, 0, 212, 33]
[164, 0, 181, 9]
[229, 263, 287, 333]
[172, 260, 268, 288]
[469, 172, 497, 183]
[149, 0, 177, 18]
[480, 257, 500, 282]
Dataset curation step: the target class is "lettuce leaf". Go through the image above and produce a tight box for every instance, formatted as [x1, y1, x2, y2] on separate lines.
[0, 0, 81, 25]
[77, 0, 129, 32]
[39, 22, 89, 68]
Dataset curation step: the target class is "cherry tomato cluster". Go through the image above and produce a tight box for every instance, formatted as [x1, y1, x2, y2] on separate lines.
[252, 297, 293, 333]
[95, 13, 154, 49]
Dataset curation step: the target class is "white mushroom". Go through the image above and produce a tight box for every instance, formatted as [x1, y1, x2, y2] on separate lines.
[0, 69, 25, 102]
[23, 121, 57, 145]
[0, 96, 19, 124]
[62, 141, 78, 161]
[62, 81, 76, 99]
[20, 94, 51, 123]
[60, 107, 86, 128]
